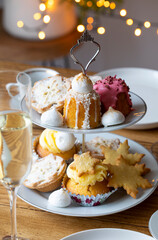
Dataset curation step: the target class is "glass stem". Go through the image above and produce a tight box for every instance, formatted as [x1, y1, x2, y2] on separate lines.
[8, 187, 17, 240]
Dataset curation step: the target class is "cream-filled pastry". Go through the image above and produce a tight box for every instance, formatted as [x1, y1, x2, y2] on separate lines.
[34, 129, 76, 161]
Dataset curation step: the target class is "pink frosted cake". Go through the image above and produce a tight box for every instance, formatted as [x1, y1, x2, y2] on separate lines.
[93, 75, 132, 116]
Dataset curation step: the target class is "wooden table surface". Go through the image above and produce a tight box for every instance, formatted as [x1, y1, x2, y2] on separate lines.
[0, 61, 158, 239]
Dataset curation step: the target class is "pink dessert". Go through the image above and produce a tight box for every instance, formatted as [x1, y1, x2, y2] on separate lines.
[93, 75, 132, 116]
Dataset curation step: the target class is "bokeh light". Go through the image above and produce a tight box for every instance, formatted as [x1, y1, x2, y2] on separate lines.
[43, 15, 51, 24]
[144, 21, 151, 28]
[97, 27, 106, 34]
[120, 9, 127, 17]
[134, 28, 142, 36]
[77, 24, 85, 32]
[126, 18, 133, 26]
[38, 31, 46, 40]
[17, 21, 24, 28]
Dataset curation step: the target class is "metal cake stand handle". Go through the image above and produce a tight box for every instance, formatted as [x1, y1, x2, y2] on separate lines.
[70, 30, 101, 75]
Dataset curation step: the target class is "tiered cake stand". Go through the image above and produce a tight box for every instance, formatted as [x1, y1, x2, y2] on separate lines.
[23, 90, 147, 152]
[18, 31, 158, 218]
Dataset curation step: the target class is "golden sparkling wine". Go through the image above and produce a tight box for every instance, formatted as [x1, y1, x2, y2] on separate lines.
[0, 112, 32, 189]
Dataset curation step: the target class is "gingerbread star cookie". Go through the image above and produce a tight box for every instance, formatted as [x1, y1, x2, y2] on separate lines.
[107, 156, 152, 198]
[70, 152, 101, 177]
[101, 140, 144, 166]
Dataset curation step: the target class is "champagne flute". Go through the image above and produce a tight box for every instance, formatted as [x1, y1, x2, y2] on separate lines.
[0, 70, 32, 240]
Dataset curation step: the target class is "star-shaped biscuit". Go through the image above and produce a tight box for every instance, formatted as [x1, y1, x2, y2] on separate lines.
[107, 156, 152, 198]
[70, 152, 101, 177]
[101, 140, 144, 165]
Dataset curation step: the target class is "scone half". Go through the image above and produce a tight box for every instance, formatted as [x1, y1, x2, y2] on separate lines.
[24, 154, 67, 192]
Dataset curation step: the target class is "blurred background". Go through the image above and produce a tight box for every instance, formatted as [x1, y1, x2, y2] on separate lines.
[0, 0, 158, 73]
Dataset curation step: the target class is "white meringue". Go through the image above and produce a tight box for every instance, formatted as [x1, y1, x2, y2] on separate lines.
[48, 188, 71, 208]
[101, 107, 125, 127]
[72, 73, 93, 93]
[55, 132, 76, 151]
[41, 107, 63, 127]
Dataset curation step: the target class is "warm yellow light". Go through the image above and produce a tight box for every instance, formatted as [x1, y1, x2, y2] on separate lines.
[39, 3, 46, 11]
[38, 31, 46, 40]
[134, 28, 142, 36]
[104, 1, 110, 8]
[144, 21, 151, 28]
[77, 24, 85, 32]
[87, 24, 93, 31]
[46, 0, 55, 10]
[157, 28, 158, 35]
[17, 21, 24, 28]
[43, 15, 51, 24]
[87, 1, 93, 7]
[126, 18, 133, 26]
[87, 17, 94, 24]
[96, 0, 104, 7]
[110, 2, 116, 10]
[75, 0, 81, 2]
[33, 13, 41, 20]
[120, 9, 127, 17]
[97, 27, 106, 34]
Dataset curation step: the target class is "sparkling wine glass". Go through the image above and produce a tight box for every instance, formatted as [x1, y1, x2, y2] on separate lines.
[0, 70, 32, 240]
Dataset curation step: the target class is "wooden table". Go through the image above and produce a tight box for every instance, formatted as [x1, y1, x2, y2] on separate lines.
[0, 61, 158, 239]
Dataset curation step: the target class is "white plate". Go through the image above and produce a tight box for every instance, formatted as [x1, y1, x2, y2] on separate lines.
[18, 132, 158, 217]
[23, 67, 59, 86]
[149, 210, 158, 240]
[61, 228, 154, 240]
[97, 67, 158, 129]
[22, 92, 146, 133]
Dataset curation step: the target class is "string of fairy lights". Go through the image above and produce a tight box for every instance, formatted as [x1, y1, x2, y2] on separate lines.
[16, 0, 158, 40]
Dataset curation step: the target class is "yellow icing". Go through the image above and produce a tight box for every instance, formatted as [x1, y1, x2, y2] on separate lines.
[39, 129, 61, 153]
[67, 163, 108, 186]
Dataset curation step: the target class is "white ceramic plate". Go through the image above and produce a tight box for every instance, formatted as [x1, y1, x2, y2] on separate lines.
[149, 210, 158, 240]
[22, 92, 146, 133]
[18, 132, 158, 217]
[23, 67, 59, 86]
[97, 67, 158, 129]
[61, 228, 154, 240]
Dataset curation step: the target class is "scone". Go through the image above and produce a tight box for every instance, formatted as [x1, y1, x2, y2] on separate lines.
[63, 152, 115, 206]
[31, 75, 71, 113]
[34, 129, 77, 161]
[24, 154, 67, 192]
[64, 73, 101, 129]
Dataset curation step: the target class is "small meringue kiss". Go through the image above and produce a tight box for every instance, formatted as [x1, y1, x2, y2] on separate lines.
[41, 107, 63, 127]
[72, 73, 93, 94]
[101, 107, 125, 127]
[48, 188, 71, 208]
